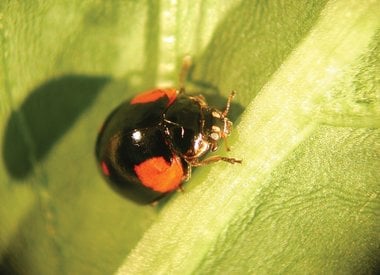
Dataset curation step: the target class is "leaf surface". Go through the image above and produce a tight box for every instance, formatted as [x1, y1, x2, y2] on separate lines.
[0, 0, 379, 274]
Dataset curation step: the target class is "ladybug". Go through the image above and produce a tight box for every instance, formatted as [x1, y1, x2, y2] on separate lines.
[96, 88, 241, 204]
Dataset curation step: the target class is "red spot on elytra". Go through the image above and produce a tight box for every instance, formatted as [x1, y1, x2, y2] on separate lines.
[131, 88, 177, 107]
[101, 161, 110, 176]
[134, 156, 184, 193]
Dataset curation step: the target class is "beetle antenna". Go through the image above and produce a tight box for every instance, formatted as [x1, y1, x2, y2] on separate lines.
[179, 55, 192, 93]
[222, 91, 236, 117]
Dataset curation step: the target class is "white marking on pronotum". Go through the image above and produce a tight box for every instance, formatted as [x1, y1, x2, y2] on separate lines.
[212, 125, 221, 132]
[212, 111, 221, 118]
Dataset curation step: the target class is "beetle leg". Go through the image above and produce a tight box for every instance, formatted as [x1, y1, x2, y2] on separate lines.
[179, 55, 192, 92]
[184, 163, 192, 181]
[150, 200, 159, 207]
[190, 155, 242, 167]
[223, 137, 230, 152]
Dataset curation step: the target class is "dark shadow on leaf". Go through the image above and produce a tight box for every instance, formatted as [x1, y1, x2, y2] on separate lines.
[0, 250, 21, 275]
[2, 75, 110, 179]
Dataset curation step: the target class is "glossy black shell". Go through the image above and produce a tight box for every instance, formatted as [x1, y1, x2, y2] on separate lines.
[96, 93, 178, 204]
[96, 92, 223, 204]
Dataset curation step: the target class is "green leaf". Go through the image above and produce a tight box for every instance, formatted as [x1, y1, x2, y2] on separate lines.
[1, 0, 379, 274]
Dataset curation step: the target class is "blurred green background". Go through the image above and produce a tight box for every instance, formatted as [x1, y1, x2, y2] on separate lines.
[1, 1, 379, 274]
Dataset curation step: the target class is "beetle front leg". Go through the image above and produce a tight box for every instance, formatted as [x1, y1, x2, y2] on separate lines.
[190, 155, 242, 167]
